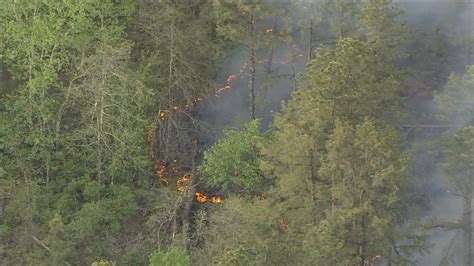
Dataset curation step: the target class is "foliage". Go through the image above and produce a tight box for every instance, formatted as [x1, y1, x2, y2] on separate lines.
[149, 247, 190, 266]
[360, 0, 406, 61]
[304, 38, 401, 124]
[0, 1, 178, 264]
[192, 197, 291, 265]
[435, 66, 474, 123]
[0, 0, 467, 265]
[442, 125, 474, 193]
[313, 118, 409, 264]
[201, 119, 266, 195]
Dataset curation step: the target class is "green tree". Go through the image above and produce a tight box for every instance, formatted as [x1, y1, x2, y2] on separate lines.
[257, 5, 414, 263]
[192, 197, 293, 265]
[302, 38, 401, 125]
[201, 119, 266, 195]
[0, 1, 180, 264]
[314, 118, 408, 265]
[359, 0, 406, 62]
[436, 66, 474, 266]
[442, 126, 474, 266]
[435, 66, 474, 123]
[149, 246, 190, 266]
[324, 0, 361, 41]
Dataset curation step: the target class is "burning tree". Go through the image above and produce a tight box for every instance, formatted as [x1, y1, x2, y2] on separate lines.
[212, 0, 272, 120]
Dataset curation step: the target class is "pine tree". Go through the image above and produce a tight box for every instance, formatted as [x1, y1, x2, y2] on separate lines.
[442, 126, 474, 266]
[436, 66, 474, 266]
[315, 118, 407, 265]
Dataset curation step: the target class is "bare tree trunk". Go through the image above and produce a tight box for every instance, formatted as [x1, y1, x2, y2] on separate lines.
[308, 19, 314, 60]
[339, 14, 344, 41]
[248, 12, 256, 120]
[463, 188, 472, 266]
[466, 1, 473, 68]
[96, 18, 105, 184]
[266, 19, 276, 75]
[466, 45, 472, 69]
[181, 139, 198, 250]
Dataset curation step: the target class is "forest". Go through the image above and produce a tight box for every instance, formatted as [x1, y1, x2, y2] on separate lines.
[0, 0, 473, 265]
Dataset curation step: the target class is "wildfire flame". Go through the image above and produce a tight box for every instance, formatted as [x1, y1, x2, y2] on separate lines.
[147, 128, 223, 203]
[159, 110, 171, 120]
[195, 192, 223, 203]
[147, 28, 307, 204]
[176, 174, 191, 191]
[214, 63, 248, 97]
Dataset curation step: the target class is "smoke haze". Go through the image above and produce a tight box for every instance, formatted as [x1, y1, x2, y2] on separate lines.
[202, 1, 473, 264]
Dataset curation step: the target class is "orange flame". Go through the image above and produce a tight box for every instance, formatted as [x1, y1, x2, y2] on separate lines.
[146, 55, 261, 206]
[210, 196, 223, 203]
[194, 192, 223, 203]
[176, 174, 191, 191]
[159, 110, 170, 120]
[195, 192, 208, 203]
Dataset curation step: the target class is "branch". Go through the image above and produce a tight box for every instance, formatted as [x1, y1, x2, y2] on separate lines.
[31, 235, 51, 252]
[399, 124, 459, 128]
[422, 221, 463, 231]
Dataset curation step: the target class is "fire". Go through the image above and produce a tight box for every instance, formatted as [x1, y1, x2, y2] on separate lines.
[176, 174, 191, 191]
[147, 127, 154, 144]
[177, 186, 187, 192]
[144, 26, 311, 208]
[210, 196, 223, 203]
[148, 113, 224, 203]
[195, 192, 208, 203]
[147, 43, 305, 199]
[226, 74, 237, 82]
[159, 110, 170, 120]
[195, 192, 223, 203]
[214, 63, 248, 97]
[147, 48, 305, 200]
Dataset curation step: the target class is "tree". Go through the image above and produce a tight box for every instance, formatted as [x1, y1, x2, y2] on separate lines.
[359, 0, 406, 63]
[442, 126, 474, 266]
[260, 38, 403, 232]
[149, 246, 191, 266]
[200, 119, 266, 195]
[302, 38, 401, 125]
[435, 66, 474, 124]
[257, 4, 415, 262]
[324, 0, 361, 41]
[192, 197, 292, 265]
[0, 1, 180, 264]
[435, 66, 474, 266]
[315, 118, 408, 265]
[134, 0, 220, 249]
